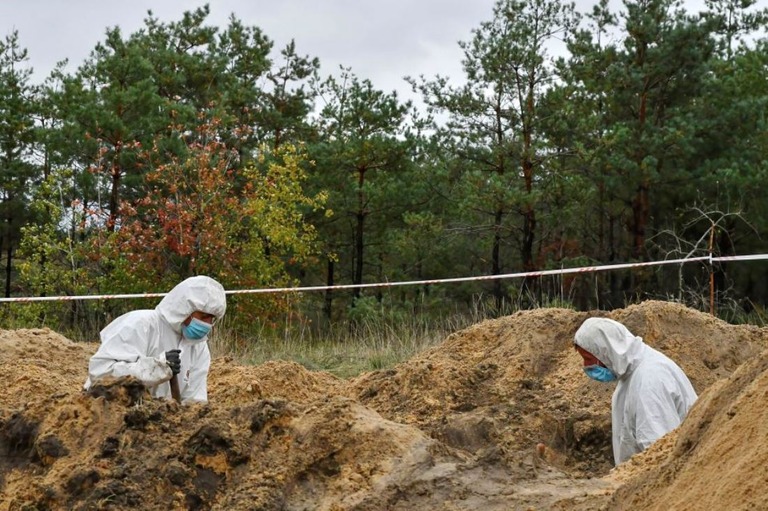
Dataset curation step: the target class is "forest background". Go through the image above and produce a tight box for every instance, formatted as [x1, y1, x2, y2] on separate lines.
[1, 0, 767, 357]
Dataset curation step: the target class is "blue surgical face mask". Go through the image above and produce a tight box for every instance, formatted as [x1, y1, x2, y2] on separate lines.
[584, 365, 617, 382]
[182, 317, 212, 341]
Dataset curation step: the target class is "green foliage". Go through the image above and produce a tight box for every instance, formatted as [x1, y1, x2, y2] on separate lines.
[242, 144, 328, 271]
[5, 0, 768, 338]
[411, 0, 582, 302]
[13, 167, 110, 333]
[0, 31, 40, 298]
[307, 68, 417, 313]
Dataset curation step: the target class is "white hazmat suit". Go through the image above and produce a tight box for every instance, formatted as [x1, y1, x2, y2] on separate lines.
[84, 275, 227, 404]
[574, 317, 698, 465]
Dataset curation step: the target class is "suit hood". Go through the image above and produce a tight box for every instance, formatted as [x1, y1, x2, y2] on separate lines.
[574, 318, 645, 378]
[156, 276, 227, 332]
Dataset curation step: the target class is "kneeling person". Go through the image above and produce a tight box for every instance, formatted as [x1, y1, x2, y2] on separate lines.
[84, 275, 226, 404]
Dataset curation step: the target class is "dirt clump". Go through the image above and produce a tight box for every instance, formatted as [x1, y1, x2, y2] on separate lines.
[0, 301, 766, 510]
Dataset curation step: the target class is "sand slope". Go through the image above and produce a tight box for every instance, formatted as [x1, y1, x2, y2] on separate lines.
[0, 301, 766, 510]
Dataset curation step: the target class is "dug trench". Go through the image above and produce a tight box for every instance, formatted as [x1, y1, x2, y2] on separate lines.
[0, 300, 767, 510]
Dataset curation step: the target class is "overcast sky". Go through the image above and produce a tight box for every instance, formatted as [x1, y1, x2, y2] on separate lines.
[0, 0, 713, 104]
[0, 0, 495, 102]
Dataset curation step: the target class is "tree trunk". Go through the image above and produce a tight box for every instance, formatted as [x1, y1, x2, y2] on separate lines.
[323, 258, 334, 320]
[630, 45, 650, 260]
[108, 144, 122, 232]
[492, 208, 503, 312]
[0, 230, 5, 298]
[5, 240, 11, 298]
[521, 203, 537, 303]
[353, 166, 366, 300]
[520, 154, 537, 301]
[631, 183, 649, 259]
[520, 82, 538, 302]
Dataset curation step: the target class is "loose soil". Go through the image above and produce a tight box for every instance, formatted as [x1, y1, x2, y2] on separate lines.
[1, 300, 766, 510]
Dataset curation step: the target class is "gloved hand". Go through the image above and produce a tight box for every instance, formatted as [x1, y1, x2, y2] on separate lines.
[165, 349, 181, 375]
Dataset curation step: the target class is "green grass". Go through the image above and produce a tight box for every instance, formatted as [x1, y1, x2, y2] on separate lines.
[208, 312, 477, 378]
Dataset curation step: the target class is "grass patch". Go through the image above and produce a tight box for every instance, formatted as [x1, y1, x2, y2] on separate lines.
[208, 313, 477, 378]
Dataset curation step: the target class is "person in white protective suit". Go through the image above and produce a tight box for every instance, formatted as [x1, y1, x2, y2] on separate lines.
[573, 317, 698, 465]
[84, 275, 226, 404]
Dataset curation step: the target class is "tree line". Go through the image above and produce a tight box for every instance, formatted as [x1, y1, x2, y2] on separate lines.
[1, 0, 767, 335]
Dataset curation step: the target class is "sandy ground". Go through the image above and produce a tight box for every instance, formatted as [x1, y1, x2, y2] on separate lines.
[0, 300, 767, 510]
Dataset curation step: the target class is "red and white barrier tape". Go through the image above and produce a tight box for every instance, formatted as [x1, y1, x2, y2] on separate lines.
[1, 254, 765, 303]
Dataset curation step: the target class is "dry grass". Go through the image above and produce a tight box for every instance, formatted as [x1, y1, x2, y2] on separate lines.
[208, 312, 480, 378]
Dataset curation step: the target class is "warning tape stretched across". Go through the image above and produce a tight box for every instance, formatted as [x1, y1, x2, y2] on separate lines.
[1, 254, 767, 304]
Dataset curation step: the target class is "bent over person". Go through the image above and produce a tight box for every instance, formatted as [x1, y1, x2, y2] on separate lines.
[84, 275, 227, 404]
[574, 317, 697, 465]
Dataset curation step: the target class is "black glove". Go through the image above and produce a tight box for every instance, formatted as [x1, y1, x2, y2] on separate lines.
[165, 349, 181, 375]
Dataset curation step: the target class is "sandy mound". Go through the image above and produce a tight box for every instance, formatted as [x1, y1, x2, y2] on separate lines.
[0, 301, 766, 510]
[207, 359, 343, 404]
[0, 329, 93, 410]
[347, 301, 767, 475]
[604, 346, 768, 510]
